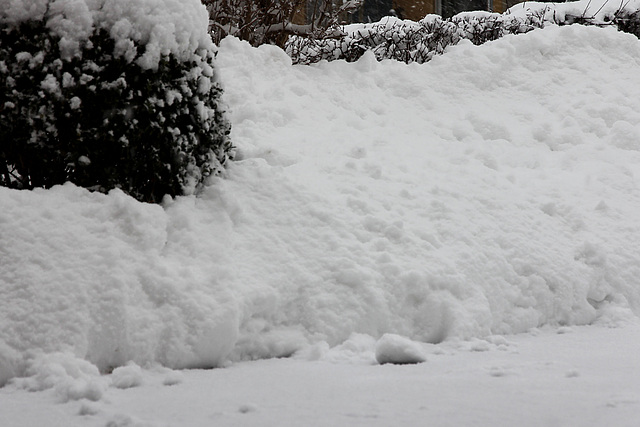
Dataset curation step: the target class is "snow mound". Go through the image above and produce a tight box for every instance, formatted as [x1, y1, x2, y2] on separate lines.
[2, 24, 640, 386]
[375, 334, 427, 365]
[0, 185, 238, 385]
[12, 352, 109, 402]
[111, 363, 144, 389]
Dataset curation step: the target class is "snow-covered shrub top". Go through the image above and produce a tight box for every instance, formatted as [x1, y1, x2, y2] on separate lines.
[287, 13, 545, 64]
[506, 0, 640, 25]
[286, 0, 640, 65]
[0, 0, 213, 69]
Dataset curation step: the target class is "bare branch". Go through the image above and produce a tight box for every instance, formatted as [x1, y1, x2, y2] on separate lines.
[204, 0, 362, 47]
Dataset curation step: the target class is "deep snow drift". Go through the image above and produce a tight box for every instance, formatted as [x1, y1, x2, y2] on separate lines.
[2, 22, 640, 392]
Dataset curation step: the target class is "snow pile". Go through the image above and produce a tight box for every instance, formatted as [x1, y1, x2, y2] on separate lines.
[0, 185, 238, 385]
[375, 334, 427, 365]
[2, 24, 640, 387]
[0, 0, 213, 68]
[111, 363, 144, 389]
[11, 352, 109, 402]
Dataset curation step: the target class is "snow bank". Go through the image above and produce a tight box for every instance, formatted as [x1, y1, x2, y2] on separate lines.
[0, 0, 213, 68]
[2, 24, 640, 386]
[217, 25, 640, 344]
[0, 185, 238, 385]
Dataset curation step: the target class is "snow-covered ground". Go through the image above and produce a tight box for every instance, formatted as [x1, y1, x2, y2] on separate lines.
[2, 3, 640, 425]
[2, 324, 639, 426]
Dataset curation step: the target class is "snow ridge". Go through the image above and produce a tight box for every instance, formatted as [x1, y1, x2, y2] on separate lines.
[2, 23, 640, 386]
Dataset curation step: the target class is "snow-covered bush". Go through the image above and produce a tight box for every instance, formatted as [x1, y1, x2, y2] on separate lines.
[616, 10, 640, 37]
[286, 13, 545, 64]
[286, 0, 640, 65]
[507, 0, 640, 34]
[0, 0, 232, 203]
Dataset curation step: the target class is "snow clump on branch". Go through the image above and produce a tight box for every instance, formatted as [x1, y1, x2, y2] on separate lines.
[0, 0, 214, 69]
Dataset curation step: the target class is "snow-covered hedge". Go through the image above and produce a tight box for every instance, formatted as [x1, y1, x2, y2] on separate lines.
[0, 0, 233, 203]
[286, 13, 545, 64]
[286, 0, 640, 65]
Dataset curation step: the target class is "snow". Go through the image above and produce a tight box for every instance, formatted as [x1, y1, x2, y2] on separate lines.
[1, 325, 640, 426]
[110, 363, 144, 389]
[0, 0, 213, 68]
[374, 333, 428, 364]
[506, 0, 640, 23]
[2, 5, 640, 425]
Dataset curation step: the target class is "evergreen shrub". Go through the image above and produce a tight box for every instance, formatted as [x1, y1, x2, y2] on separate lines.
[0, 1, 232, 203]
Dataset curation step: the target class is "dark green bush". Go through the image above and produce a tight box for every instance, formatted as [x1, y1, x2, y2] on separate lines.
[0, 19, 232, 203]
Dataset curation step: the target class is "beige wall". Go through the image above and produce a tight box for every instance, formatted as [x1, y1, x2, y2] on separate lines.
[294, 1, 436, 24]
[294, 0, 516, 26]
[389, 0, 520, 19]
[393, 0, 436, 20]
